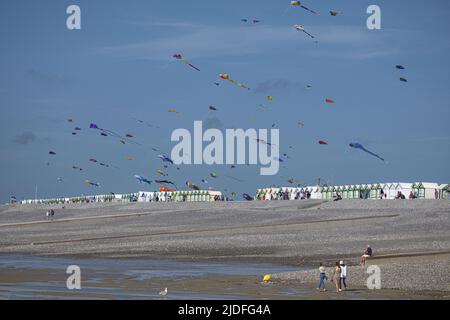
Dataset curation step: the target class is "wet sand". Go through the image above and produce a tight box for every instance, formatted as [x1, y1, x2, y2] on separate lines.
[1, 257, 448, 300]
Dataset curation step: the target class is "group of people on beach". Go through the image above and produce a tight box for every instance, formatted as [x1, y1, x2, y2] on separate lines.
[317, 261, 347, 293]
[317, 245, 373, 293]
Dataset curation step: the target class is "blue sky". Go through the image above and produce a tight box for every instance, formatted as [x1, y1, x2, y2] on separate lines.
[1, 0, 450, 202]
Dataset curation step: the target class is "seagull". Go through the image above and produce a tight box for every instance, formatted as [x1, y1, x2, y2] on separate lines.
[159, 288, 168, 296]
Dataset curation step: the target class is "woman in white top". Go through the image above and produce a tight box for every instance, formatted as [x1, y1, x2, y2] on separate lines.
[316, 262, 327, 292]
[339, 261, 347, 291]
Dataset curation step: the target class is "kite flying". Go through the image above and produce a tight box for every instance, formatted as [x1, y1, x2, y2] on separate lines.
[158, 154, 174, 164]
[290, 1, 318, 14]
[329, 10, 342, 16]
[156, 169, 167, 176]
[325, 98, 335, 103]
[256, 138, 274, 146]
[396, 65, 405, 70]
[186, 181, 200, 190]
[241, 18, 260, 24]
[400, 77, 408, 82]
[85, 179, 100, 187]
[219, 74, 250, 90]
[224, 175, 244, 182]
[135, 175, 152, 185]
[318, 140, 328, 145]
[349, 142, 385, 162]
[172, 54, 200, 72]
[155, 180, 177, 188]
[168, 108, 180, 115]
[293, 24, 315, 38]
[89, 123, 139, 145]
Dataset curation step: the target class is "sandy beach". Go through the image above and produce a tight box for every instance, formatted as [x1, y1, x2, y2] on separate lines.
[0, 199, 449, 299]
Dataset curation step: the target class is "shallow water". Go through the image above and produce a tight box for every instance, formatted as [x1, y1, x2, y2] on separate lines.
[0, 255, 300, 299]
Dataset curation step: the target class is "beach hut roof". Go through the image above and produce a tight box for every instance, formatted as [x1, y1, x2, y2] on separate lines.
[420, 182, 441, 189]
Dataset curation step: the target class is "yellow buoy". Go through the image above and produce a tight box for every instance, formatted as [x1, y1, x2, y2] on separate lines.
[263, 274, 271, 282]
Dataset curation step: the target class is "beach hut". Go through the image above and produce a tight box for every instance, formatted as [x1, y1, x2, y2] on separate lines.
[412, 182, 444, 199]
[358, 184, 370, 199]
[381, 183, 390, 199]
[344, 185, 351, 199]
[422, 182, 443, 199]
[306, 186, 321, 199]
[411, 183, 424, 199]
[370, 184, 382, 199]
[335, 186, 343, 198]
[320, 186, 328, 199]
[384, 183, 396, 199]
[341, 185, 349, 199]
[351, 185, 359, 199]
[441, 185, 450, 199]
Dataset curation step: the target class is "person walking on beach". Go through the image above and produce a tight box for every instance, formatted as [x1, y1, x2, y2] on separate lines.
[316, 262, 327, 292]
[330, 262, 342, 293]
[339, 261, 347, 290]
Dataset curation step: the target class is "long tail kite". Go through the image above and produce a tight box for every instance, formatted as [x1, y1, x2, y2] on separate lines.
[349, 142, 385, 162]
[293, 24, 315, 38]
[290, 1, 318, 15]
[173, 53, 200, 72]
[219, 74, 250, 90]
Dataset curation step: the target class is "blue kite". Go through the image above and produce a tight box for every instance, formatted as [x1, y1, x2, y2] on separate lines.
[349, 142, 385, 162]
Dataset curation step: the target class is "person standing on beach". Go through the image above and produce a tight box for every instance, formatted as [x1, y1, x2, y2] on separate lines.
[330, 262, 341, 293]
[339, 261, 347, 290]
[316, 262, 327, 292]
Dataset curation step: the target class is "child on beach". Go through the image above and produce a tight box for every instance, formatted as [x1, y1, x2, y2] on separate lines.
[316, 262, 327, 292]
[330, 262, 342, 293]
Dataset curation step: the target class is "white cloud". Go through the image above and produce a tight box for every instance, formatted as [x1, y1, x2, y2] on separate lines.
[95, 23, 397, 61]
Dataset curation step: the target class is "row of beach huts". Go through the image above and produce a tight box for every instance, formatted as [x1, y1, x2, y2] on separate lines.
[255, 182, 449, 200]
[17, 190, 224, 205]
[14, 182, 449, 205]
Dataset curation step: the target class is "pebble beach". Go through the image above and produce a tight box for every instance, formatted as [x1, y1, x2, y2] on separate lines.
[0, 199, 449, 298]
